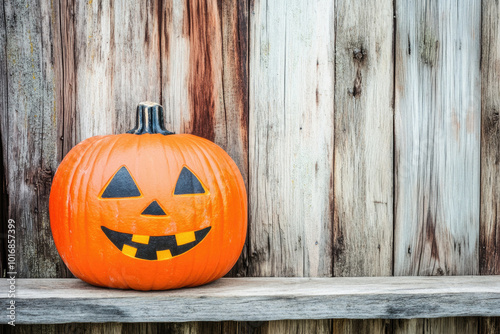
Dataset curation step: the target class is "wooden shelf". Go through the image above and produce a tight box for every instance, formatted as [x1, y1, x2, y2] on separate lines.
[3, 276, 500, 324]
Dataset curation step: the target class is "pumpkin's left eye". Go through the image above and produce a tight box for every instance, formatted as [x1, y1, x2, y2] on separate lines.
[100, 166, 142, 199]
[174, 167, 207, 195]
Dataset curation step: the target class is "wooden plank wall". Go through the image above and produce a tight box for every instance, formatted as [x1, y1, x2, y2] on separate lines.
[394, 1, 481, 333]
[0, 0, 498, 333]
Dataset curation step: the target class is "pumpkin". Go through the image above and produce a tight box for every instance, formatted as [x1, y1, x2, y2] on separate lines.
[49, 102, 247, 290]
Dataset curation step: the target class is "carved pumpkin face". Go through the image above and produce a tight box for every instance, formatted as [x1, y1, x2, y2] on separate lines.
[49, 102, 247, 290]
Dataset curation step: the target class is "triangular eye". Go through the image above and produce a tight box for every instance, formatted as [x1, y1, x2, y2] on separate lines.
[100, 166, 141, 198]
[174, 167, 206, 195]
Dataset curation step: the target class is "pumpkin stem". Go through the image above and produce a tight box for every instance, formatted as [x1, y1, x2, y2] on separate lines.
[127, 102, 174, 135]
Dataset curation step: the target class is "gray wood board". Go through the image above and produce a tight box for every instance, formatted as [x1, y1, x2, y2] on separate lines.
[5, 276, 500, 324]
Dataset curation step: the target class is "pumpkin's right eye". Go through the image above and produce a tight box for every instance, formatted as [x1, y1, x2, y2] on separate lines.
[173, 167, 207, 195]
[100, 166, 142, 199]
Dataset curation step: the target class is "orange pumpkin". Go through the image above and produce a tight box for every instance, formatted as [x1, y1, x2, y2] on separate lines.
[49, 102, 247, 290]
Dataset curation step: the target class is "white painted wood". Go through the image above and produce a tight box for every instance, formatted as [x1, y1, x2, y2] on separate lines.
[394, 0, 481, 277]
[249, 0, 335, 278]
[5, 276, 500, 324]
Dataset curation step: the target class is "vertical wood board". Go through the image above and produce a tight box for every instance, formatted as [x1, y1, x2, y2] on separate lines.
[1, 0, 62, 278]
[333, 0, 393, 277]
[249, 0, 335, 278]
[333, 0, 393, 331]
[394, 0, 481, 277]
[394, 0, 481, 333]
[480, 0, 500, 332]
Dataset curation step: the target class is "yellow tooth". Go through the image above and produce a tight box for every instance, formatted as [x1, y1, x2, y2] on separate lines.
[132, 234, 150, 244]
[157, 249, 173, 260]
[122, 244, 137, 258]
[175, 231, 196, 245]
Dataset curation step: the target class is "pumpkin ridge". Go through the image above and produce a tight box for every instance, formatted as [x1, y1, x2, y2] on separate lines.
[56, 136, 108, 280]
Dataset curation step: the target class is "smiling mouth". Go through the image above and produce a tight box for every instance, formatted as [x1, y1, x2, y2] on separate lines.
[101, 226, 211, 261]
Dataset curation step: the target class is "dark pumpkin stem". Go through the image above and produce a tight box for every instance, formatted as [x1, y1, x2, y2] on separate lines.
[127, 102, 174, 135]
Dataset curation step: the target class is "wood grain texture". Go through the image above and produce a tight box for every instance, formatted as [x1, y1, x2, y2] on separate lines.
[333, 0, 393, 331]
[54, 0, 76, 158]
[249, 0, 335, 278]
[480, 317, 500, 334]
[73, 0, 162, 139]
[480, 0, 500, 278]
[161, 0, 249, 170]
[1, 0, 499, 332]
[394, 0, 481, 277]
[4, 276, 500, 324]
[1, 0, 64, 278]
[333, 0, 393, 278]
[249, 0, 335, 329]
[2, 323, 223, 334]
[333, 319, 391, 334]
[394, 1, 481, 333]
[395, 318, 479, 334]
[480, 0, 500, 332]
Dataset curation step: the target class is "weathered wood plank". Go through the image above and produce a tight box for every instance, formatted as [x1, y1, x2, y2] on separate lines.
[333, 0, 393, 279]
[54, 0, 76, 159]
[219, 0, 250, 280]
[394, 0, 481, 333]
[480, 0, 500, 279]
[1, 0, 63, 278]
[480, 0, 500, 332]
[480, 317, 500, 334]
[249, 0, 334, 331]
[395, 318, 479, 334]
[73, 0, 162, 139]
[256, 320, 331, 334]
[4, 276, 500, 324]
[333, 319, 391, 334]
[4, 323, 160, 334]
[249, 0, 334, 278]
[333, 0, 393, 331]
[394, 0, 481, 277]
[161, 0, 249, 168]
